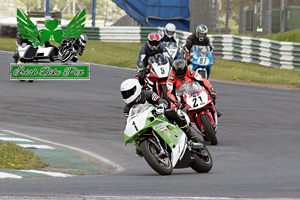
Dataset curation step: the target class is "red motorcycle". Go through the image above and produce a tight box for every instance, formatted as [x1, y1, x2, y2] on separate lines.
[178, 80, 218, 145]
[145, 53, 172, 101]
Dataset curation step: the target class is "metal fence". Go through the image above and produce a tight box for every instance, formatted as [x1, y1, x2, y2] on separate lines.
[83, 26, 300, 71]
[209, 35, 300, 70]
[2, 24, 299, 71]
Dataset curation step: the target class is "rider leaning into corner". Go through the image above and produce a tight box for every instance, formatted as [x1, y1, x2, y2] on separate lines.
[120, 78, 202, 157]
[167, 59, 222, 117]
[135, 33, 174, 87]
[159, 23, 178, 43]
[182, 24, 215, 63]
[58, 34, 87, 62]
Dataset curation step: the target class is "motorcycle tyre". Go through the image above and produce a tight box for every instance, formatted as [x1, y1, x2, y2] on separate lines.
[140, 140, 173, 175]
[190, 146, 213, 173]
[49, 56, 55, 62]
[200, 114, 218, 145]
[61, 51, 73, 63]
[159, 84, 168, 101]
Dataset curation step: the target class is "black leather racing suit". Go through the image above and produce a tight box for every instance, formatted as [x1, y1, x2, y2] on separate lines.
[183, 32, 213, 53]
[59, 38, 85, 57]
[160, 30, 177, 43]
[136, 42, 174, 85]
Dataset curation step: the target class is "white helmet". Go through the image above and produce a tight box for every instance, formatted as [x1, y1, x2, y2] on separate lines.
[196, 24, 208, 42]
[165, 23, 176, 38]
[120, 78, 142, 104]
[79, 34, 87, 45]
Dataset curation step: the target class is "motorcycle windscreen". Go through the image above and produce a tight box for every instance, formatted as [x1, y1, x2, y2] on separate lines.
[165, 42, 178, 49]
[191, 45, 210, 57]
[148, 53, 169, 65]
[128, 104, 152, 119]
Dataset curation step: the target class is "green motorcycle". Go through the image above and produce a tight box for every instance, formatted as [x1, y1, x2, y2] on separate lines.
[124, 104, 213, 175]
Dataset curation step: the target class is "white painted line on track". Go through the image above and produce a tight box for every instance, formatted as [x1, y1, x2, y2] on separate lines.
[0, 197, 299, 200]
[87, 61, 136, 71]
[0, 50, 13, 54]
[2, 130, 124, 173]
[20, 170, 72, 177]
[0, 137, 33, 142]
[0, 172, 22, 179]
[18, 144, 55, 149]
[76, 197, 300, 200]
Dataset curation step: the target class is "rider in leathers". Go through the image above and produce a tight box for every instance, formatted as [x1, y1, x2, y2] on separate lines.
[121, 79, 201, 151]
[167, 59, 216, 108]
[182, 24, 214, 62]
[58, 34, 87, 62]
[160, 23, 177, 43]
[136, 33, 173, 86]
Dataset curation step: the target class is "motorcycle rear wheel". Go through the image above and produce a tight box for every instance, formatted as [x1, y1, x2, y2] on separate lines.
[200, 114, 218, 145]
[140, 140, 173, 175]
[190, 146, 213, 173]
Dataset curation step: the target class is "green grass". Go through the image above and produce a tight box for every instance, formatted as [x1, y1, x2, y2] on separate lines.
[0, 37, 16, 52]
[261, 29, 300, 43]
[80, 41, 141, 68]
[0, 141, 48, 170]
[2, 37, 300, 89]
[212, 59, 300, 88]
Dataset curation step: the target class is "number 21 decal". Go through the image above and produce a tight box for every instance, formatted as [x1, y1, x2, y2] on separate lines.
[192, 96, 203, 108]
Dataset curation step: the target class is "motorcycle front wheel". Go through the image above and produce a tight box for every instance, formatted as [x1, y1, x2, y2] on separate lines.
[140, 140, 173, 175]
[200, 114, 218, 145]
[61, 51, 73, 63]
[190, 146, 213, 173]
[159, 84, 168, 101]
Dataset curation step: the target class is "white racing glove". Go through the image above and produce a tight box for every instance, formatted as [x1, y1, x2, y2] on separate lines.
[155, 104, 165, 115]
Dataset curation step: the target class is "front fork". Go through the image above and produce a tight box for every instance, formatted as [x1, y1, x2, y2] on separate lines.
[149, 130, 169, 158]
[192, 109, 216, 133]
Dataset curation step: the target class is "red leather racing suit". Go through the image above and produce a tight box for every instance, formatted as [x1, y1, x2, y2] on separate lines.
[167, 68, 213, 108]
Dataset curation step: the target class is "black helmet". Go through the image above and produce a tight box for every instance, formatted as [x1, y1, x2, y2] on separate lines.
[172, 59, 187, 80]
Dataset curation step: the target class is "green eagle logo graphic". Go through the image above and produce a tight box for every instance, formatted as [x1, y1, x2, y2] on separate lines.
[17, 8, 86, 47]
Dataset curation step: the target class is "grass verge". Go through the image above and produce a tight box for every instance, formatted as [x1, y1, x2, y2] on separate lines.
[1, 37, 299, 89]
[261, 29, 300, 43]
[0, 141, 48, 170]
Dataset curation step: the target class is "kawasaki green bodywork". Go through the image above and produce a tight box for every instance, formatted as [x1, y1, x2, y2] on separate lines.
[124, 104, 185, 150]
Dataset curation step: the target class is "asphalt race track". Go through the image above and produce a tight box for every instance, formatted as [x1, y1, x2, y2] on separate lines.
[1, 50, 300, 199]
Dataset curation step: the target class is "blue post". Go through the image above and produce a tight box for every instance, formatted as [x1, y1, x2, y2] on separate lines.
[45, 0, 50, 16]
[92, 0, 97, 26]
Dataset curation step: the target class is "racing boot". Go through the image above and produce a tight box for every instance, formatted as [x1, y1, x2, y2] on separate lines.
[217, 110, 223, 117]
[71, 55, 78, 62]
[183, 126, 201, 143]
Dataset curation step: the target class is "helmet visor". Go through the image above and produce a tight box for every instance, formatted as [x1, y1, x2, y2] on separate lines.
[198, 33, 206, 38]
[175, 68, 187, 79]
[166, 30, 175, 36]
[149, 40, 160, 47]
[121, 86, 136, 100]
